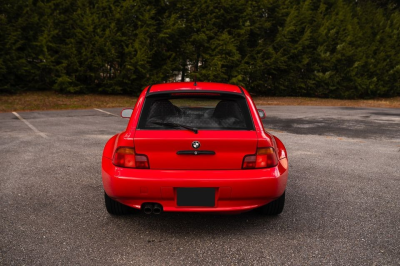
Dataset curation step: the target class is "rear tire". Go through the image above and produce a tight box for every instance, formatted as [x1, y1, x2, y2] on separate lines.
[259, 191, 285, 215]
[104, 192, 132, 215]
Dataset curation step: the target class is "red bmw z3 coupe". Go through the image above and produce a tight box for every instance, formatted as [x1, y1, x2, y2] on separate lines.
[102, 82, 288, 215]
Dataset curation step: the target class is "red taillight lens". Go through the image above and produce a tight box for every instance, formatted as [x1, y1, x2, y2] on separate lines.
[112, 147, 149, 169]
[242, 155, 257, 169]
[242, 147, 278, 169]
[134, 155, 149, 169]
[256, 147, 278, 168]
[113, 147, 136, 168]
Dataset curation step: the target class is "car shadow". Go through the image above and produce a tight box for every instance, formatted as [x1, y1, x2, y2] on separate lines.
[117, 210, 284, 236]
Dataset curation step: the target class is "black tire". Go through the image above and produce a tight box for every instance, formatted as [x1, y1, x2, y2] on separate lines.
[259, 191, 285, 215]
[104, 192, 132, 215]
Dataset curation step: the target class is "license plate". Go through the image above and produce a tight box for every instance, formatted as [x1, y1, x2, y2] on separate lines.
[177, 188, 215, 207]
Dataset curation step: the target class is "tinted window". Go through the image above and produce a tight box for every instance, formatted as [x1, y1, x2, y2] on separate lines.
[137, 93, 254, 130]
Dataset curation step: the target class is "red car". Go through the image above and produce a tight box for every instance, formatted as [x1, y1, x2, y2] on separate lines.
[102, 82, 288, 215]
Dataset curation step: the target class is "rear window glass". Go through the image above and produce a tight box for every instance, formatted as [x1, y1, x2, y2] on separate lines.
[137, 93, 254, 130]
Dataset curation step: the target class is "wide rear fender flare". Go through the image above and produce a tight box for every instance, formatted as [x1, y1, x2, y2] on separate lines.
[274, 136, 287, 160]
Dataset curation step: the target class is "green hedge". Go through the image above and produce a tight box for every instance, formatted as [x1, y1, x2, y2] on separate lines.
[1, 0, 399, 98]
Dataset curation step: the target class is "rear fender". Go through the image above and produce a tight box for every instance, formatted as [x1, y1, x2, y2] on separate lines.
[102, 131, 135, 197]
[103, 134, 118, 159]
[241, 88, 273, 148]
[274, 136, 287, 160]
[103, 86, 149, 160]
[103, 131, 135, 159]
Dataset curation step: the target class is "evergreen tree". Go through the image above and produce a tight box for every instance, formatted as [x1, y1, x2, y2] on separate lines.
[0, 0, 399, 97]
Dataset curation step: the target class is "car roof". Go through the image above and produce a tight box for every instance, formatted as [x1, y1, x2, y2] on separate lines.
[148, 82, 243, 94]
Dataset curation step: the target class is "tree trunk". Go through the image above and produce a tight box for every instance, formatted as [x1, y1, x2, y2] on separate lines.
[181, 62, 186, 82]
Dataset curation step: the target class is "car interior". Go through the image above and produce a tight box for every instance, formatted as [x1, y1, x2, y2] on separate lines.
[144, 99, 247, 129]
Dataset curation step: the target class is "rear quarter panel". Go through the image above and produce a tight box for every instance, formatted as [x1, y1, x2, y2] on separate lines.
[242, 88, 274, 148]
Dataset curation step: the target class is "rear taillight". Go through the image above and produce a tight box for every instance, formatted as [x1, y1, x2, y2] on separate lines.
[242, 147, 278, 169]
[242, 155, 257, 169]
[112, 147, 149, 169]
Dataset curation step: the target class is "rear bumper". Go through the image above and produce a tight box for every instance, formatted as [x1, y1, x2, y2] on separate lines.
[102, 157, 288, 213]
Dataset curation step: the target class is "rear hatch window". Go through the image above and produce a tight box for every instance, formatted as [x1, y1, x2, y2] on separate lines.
[137, 92, 254, 131]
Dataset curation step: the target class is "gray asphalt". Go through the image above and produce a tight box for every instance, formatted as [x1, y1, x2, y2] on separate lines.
[1, 106, 399, 265]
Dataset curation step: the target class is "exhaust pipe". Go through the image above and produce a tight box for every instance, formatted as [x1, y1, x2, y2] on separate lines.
[143, 203, 153, 214]
[153, 204, 163, 215]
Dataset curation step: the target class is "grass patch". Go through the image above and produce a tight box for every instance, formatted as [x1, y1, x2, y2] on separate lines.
[0, 91, 138, 112]
[254, 96, 400, 108]
[1, 91, 399, 112]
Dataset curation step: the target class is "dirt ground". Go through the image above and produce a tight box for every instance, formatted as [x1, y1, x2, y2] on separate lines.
[1, 91, 399, 112]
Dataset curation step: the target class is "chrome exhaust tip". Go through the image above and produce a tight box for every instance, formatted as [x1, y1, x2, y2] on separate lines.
[153, 204, 163, 215]
[143, 203, 153, 214]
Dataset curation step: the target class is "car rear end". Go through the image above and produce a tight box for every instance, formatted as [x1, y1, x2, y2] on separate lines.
[102, 83, 288, 214]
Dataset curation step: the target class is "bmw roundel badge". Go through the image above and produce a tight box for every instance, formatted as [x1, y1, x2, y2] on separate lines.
[192, 141, 200, 149]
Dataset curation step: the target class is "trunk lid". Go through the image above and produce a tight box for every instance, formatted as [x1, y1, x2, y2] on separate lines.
[134, 130, 257, 170]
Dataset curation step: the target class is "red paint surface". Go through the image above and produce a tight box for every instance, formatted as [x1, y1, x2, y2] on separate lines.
[149, 82, 243, 94]
[102, 82, 289, 213]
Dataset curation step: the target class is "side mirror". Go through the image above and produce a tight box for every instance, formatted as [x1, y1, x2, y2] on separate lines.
[121, 108, 133, 118]
[258, 109, 266, 120]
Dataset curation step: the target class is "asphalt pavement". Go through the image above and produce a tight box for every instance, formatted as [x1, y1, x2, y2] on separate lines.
[1, 106, 399, 265]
